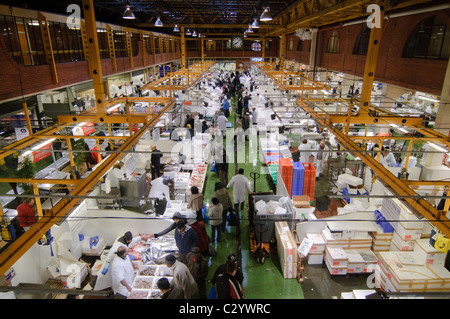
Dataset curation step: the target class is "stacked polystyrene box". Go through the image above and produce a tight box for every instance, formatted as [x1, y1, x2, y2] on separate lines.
[324, 246, 348, 275]
[305, 233, 325, 265]
[375, 250, 450, 293]
[370, 224, 394, 252]
[321, 227, 373, 250]
[413, 239, 448, 266]
[380, 197, 425, 252]
[128, 264, 174, 299]
[275, 221, 298, 279]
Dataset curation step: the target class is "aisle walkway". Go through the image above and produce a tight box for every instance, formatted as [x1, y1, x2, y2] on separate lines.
[202, 126, 304, 299]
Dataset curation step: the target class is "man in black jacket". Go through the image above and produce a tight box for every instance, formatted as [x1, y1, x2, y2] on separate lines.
[151, 145, 163, 179]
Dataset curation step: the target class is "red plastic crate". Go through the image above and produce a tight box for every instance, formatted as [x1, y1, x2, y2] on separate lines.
[279, 158, 294, 196]
[302, 162, 316, 200]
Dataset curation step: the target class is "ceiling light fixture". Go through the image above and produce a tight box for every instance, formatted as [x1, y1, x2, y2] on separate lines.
[247, 24, 254, 33]
[154, 16, 163, 27]
[173, 24, 180, 32]
[260, 7, 272, 21]
[123, 4, 135, 19]
[251, 18, 260, 28]
[186, 28, 191, 35]
[192, 29, 197, 37]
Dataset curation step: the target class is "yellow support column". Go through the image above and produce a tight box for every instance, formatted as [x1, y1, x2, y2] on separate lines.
[126, 30, 134, 69]
[280, 27, 286, 70]
[201, 35, 204, 65]
[262, 36, 266, 60]
[150, 33, 156, 64]
[181, 27, 186, 70]
[37, 12, 58, 84]
[106, 25, 117, 72]
[140, 32, 146, 67]
[80, 20, 92, 74]
[359, 0, 385, 113]
[22, 101, 33, 137]
[82, 0, 107, 114]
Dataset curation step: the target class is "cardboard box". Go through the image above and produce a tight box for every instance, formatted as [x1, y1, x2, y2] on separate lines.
[414, 239, 448, 265]
[292, 195, 311, 208]
[281, 262, 298, 279]
[275, 222, 298, 264]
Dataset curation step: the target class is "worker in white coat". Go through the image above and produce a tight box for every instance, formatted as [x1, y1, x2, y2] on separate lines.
[94, 231, 150, 291]
[313, 141, 329, 179]
[227, 168, 252, 214]
[111, 246, 139, 299]
[216, 112, 228, 137]
[298, 139, 312, 163]
[380, 147, 397, 167]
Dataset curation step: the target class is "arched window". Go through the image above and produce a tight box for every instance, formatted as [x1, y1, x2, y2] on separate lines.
[326, 31, 339, 53]
[353, 27, 370, 55]
[403, 15, 450, 60]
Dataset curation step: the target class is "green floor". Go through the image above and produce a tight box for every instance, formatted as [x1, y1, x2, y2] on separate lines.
[202, 124, 304, 299]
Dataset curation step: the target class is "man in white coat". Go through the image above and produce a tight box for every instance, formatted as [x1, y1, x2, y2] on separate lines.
[111, 246, 139, 298]
[94, 231, 150, 291]
[216, 112, 228, 137]
[313, 141, 329, 179]
[298, 139, 311, 164]
[227, 168, 252, 214]
[380, 147, 397, 167]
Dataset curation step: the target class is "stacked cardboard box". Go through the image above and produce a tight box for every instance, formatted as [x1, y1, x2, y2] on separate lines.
[275, 221, 298, 279]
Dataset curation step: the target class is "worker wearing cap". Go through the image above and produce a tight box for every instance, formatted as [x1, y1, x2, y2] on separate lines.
[185, 246, 209, 299]
[164, 254, 198, 299]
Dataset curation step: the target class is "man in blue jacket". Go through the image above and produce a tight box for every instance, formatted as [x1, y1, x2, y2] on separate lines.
[175, 223, 198, 261]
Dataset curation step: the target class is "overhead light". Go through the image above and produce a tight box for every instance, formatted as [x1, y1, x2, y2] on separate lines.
[418, 95, 439, 103]
[123, 5, 135, 20]
[154, 16, 163, 27]
[198, 33, 201, 38]
[244, 32, 247, 38]
[260, 7, 272, 21]
[251, 18, 260, 28]
[173, 24, 180, 32]
[192, 29, 197, 37]
[247, 24, 254, 33]
[186, 28, 191, 35]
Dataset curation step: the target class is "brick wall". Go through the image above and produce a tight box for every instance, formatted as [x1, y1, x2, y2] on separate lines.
[0, 38, 180, 102]
[285, 9, 450, 96]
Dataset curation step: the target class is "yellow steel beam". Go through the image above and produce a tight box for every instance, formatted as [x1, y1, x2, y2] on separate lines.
[280, 27, 286, 70]
[106, 24, 117, 72]
[126, 29, 133, 69]
[56, 114, 150, 125]
[83, 0, 107, 114]
[359, 0, 385, 113]
[0, 101, 175, 276]
[328, 114, 423, 127]
[302, 104, 450, 238]
[37, 12, 58, 84]
[181, 27, 186, 70]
